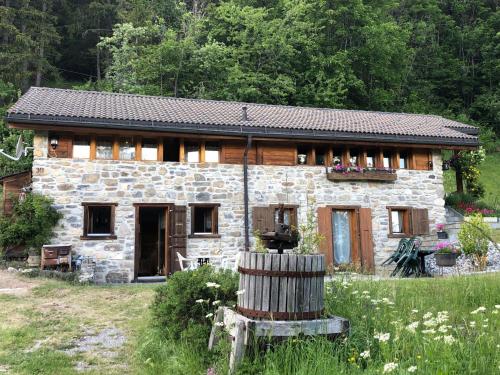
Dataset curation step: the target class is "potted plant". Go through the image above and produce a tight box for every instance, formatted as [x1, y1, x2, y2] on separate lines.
[433, 241, 460, 267]
[436, 223, 448, 239]
[458, 213, 492, 271]
[297, 154, 307, 164]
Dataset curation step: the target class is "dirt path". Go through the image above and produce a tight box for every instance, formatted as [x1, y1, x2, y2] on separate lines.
[0, 269, 155, 374]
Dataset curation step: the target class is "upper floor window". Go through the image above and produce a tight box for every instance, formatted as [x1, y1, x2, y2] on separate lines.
[366, 152, 376, 168]
[185, 142, 200, 163]
[73, 136, 90, 159]
[315, 147, 327, 166]
[383, 152, 392, 168]
[96, 137, 113, 160]
[205, 142, 220, 163]
[119, 137, 135, 160]
[142, 139, 158, 161]
[399, 152, 408, 169]
[349, 149, 359, 167]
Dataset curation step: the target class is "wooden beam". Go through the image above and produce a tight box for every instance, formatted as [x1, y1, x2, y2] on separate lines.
[90, 136, 96, 160]
[135, 136, 142, 161]
[200, 141, 206, 163]
[179, 138, 185, 162]
[112, 136, 119, 160]
[157, 138, 164, 161]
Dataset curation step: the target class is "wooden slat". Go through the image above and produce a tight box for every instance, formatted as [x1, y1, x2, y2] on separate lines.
[286, 254, 297, 313]
[179, 138, 185, 162]
[303, 256, 312, 312]
[295, 256, 305, 313]
[237, 253, 245, 307]
[249, 252, 257, 310]
[261, 254, 272, 312]
[278, 254, 288, 313]
[135, 136, 142, 161]
[309, 256, 318, 313]
[252, 207, 275, 234]
[112, 137, 119, 160]
[200, 141, 206, 163]
[157, 139, 164, 161]
[413, 149, 431, 170]
[411, 208, 429, 235]
[270, 254, 280, 313]
[259, 143, 296, 166]
[254, 253, 264, 311]
[359, 208, 375, 273]
[90, 136, 96, 160]
[244, 253, 251, 309]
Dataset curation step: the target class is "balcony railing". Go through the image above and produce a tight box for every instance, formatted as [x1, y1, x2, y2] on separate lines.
[326, 166, 397, 182]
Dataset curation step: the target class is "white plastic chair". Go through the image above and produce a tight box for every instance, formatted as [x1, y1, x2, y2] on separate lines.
[177, 252, 198, 271]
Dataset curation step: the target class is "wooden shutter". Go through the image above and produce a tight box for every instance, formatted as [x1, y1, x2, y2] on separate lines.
[358, 208, 375, 273]
[412, 149, 431, 170]
[410, 208, 429, 235]
[258, 143, 296, 166]
[252, 207, 275, 234]
[169, 205, 187, 273]
[48, 134, 73, 158]
[220, 141, 256, 164]
[317, 207, 333, 268]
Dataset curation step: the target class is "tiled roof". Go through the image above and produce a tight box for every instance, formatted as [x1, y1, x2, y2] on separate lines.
[6, 87, 478, 146]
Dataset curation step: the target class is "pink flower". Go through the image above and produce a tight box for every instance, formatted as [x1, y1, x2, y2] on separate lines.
[436, 223, 445, 231]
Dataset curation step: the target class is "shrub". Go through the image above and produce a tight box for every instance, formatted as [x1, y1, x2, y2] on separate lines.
[0, 193, 62, 253]
[151, 265, 238, 339]
[458, 214, 492, 269]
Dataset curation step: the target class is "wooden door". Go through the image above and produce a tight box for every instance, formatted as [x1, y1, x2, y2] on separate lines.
[163, 208, 169, 276]
[169, 205, 187, 273]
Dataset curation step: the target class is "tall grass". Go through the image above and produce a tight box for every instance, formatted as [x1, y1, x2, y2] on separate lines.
[135, 274, 500, 374]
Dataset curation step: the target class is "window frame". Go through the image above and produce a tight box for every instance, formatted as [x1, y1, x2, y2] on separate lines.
[270, 204, 298, 229]
[188, 203, 221, 238]
[72, 136, 91, 159]
[387, 206, 411, 238]
[81, 202, 118, 240]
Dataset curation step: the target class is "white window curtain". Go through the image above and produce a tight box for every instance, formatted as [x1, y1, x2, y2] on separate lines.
[332, 211, 351, 264]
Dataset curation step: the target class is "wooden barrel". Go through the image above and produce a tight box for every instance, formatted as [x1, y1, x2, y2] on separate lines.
[236, 252, 325, 320]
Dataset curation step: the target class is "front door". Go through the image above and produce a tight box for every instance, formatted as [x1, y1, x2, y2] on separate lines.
[331, 209, 359, 266]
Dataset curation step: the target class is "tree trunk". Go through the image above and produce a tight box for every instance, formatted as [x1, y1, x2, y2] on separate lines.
[35, 1, 48, 87]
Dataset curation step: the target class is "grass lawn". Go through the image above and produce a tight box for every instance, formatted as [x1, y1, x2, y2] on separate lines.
[1, 271, 499, 374]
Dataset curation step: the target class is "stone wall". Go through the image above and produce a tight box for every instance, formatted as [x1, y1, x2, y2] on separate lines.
[31, 133, 445, 282]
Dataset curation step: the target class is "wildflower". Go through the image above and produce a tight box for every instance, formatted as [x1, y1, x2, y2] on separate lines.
[422, 329, 436, 334]
[212, 300, 221, 306]
[416, 355, 421, 359]
[206, 282, 220, 288]
[235, 289, 245, 296]
[362, 290, 370, 294]
[471, 306, 486, 314]
[406, 321, 419, 333]
[423, 312, 433, 319]
[438, 325, 448, 333]
[423, 318, 438, 327]
[433, 336, 442, 341]
[469, 321, 476, 327]
[195, 299, 205, 304]
[215, 322, 224, 327]
[360, 350, 370, 359]
[352, 291, 359, 295]
[443, 335, 456, 344]
[408, 365, 417, 373]
[493, 311, 498, 315]
[436, 311, 449, 323]
[383, 362, 398, 373]
[205, 313, 214, 318]
[374, 332, 390, 342]
[495, 305, 500, 309]
[482, 324, 488, 328]
[411, 309, 419, 313]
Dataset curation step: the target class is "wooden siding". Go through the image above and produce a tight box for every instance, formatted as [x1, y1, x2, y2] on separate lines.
[220, 141, 257, 164]
[1, 172, 31, 215]
[359, 208, 375, 273]
[258, 143, 296, 166]
[48, 133, 73, 158]
[412, 149, 432, 170]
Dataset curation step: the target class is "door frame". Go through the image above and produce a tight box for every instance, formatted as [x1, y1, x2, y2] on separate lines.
[133, 203, 173, 279]
[325, 205, 361, 267]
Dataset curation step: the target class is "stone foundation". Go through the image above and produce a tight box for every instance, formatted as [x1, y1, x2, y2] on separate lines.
[32, 134, 445, 283]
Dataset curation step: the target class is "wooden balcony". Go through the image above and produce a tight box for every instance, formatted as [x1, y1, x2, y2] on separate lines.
[326, 168, 397, 182]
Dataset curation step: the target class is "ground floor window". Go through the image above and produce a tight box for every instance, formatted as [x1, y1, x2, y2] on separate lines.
[81, 203, 117, 239]
[189, 203, 220, 238]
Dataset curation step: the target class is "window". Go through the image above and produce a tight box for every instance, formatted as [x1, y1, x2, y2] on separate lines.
[274, 207, 296, 227]
[142, 139, 158, 161]
[189, 203, 220, 238]
[253, 205, 298, 235]
[349, 149, 359, 167]
[81, 203, 117, 239]
[205, 142, 220, 163]
[96, 138, 113, 159]
[73, 137, 90, 159]
[185, 143, 200, 163]
[383, 152, 392, 168]
[366, 152, 375, 168]
[315, 147, 327, 166]
[399, 152, 408, 169]
[119, 137, 135, 160]
[387, 207, 410, 237]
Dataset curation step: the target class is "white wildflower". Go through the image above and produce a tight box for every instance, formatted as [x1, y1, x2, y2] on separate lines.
[469, 321, 476, 327]
[436, 311, 449, 324]
[433, 336, 442, 341]
[206, 282, 220, 288]
[482, 324, 488, 328]
[471, 306, 486, 314]
[212, 300, 221, 306]
[493, 310, 498, 315]
[422, 329, 436, 335]
[423, 312, 433, 319]
[495, 305, 500, 309]
[374, 332, 391, 342]
[362, 290, 370, 294]
[352, 290, 359, 295]
[235, 289, 245, 296]
[423, 318, 438, 327]
[195, 299, 205, 304]
[406, 321, 419, 333]
[215, 322, 224, 327]
[438, 325, 448, 333]
[205, 313, 214, 318]
[383, 362, 398, 373]
[408, 365, 417, 373]
[443, 335, 456, 344]
[360, 350, 370, 359]
[411, 309, 419, 313]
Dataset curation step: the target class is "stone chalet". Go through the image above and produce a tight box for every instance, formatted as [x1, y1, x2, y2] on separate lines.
[5, 87, 478, 283]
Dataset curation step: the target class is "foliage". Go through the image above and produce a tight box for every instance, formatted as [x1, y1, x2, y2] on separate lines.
[446, 147, 486, 198]
[445, 192, 498, 217]
[252, 230, 267, 253]
[136, 273, 500, 374]
[296, 201, 324, 255]
[458, 214, 492, 263]
[0, 193, 62, 252]
[22, 269, 81, 284]
[150, 265, 238, 339]
[433, 241, 460, 255]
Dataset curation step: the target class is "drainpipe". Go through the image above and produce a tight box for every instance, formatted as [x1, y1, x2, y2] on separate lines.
[243, 135, 252, 252]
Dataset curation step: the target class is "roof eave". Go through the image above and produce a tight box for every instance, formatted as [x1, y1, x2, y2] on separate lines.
[5, 113, 479, 148]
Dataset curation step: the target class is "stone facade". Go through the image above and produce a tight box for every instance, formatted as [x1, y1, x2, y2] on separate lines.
[32, 132, 445, 283]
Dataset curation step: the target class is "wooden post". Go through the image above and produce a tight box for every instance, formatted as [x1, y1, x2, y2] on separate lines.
[135, 136, 142, 161]
[453, 151, 464, 193]
[200, 141, 206, 163]
[157, 139, 164, 162]
[112, 136, 119, 160]
[179, 138, 185, 162]
[90, 136, 96, 160]
[229, 321, 246, 374]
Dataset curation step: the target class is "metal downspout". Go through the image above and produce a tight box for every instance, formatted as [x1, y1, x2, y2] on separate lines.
[243, 135, 252, 252]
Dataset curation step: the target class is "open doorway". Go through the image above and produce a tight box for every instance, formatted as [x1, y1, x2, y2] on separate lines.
[136, 206, 169, 278]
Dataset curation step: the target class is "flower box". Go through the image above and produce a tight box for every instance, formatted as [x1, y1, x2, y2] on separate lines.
[326, 171, 397, 182]
[434, 253, 457, 267]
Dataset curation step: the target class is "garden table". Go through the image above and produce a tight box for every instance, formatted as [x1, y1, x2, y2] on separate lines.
[417, 249, 434, 276]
